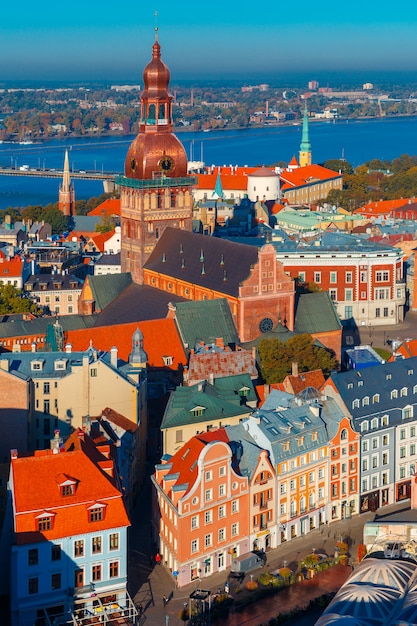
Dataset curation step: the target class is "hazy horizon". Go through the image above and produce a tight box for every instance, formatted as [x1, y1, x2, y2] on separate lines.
[1, 1, 417, 82]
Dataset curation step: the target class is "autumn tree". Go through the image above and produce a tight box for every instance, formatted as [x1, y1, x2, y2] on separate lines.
[258, 334, 336, 384]
[0, 284, 40, 315]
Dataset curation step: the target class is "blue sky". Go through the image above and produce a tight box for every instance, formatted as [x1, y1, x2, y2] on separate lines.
[1, 1, 417, 82]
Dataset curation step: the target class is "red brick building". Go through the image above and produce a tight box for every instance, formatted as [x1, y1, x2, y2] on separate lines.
[143, 227, 295, 342]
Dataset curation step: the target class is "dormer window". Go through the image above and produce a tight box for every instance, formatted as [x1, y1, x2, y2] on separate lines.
[162, 356, 174, 366]
[347, 383, 353, 390]
[190, 406, 206, 418]
[239, 386, 250, 398]
[36, 511, 55, 532]
[352, 399, 360, 409]
[297, 436, 304, 446]
[401, 387, 408, 397]
[391, 390, 398, 399]
[54, 359, 67, 371]
[31, 359, 44, 371]
[373, 394, 380, 404]
[283, 441, 290, 452]
[88, 503, 106, 523]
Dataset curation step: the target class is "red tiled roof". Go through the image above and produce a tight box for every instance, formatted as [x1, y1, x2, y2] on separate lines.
[65, 319, 187, 369]
[0, 256, 24, 277]
[388, 340, 417, 362]
[282, 369, 325, 395]
[354, 198, 410, 216]
[87, 231, 114, 252]
[196, 166, 258, 192]
[288, 155, 299, 167]
[11, 430, 129, 544]
[92, 407, 138, 433]
[88, 199, 121, 217]
[162, 429, 230, 496]
[280, 164, 342, 190]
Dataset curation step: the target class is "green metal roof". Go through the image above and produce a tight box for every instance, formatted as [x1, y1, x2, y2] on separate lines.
[161, 374, 255, 429]
[173, 298, 240, 348]
[295, 292, 342, 334]
[115, 175, 197, 189]
[88, 273, 132, 312]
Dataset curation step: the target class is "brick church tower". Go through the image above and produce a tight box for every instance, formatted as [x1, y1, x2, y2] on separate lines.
[59, 149, 75, 216]
[118, 30, 196, 284]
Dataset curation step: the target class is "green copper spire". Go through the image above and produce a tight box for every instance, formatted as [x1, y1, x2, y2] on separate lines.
[212, 169, 224, 199]
[300, 104, 311, 152]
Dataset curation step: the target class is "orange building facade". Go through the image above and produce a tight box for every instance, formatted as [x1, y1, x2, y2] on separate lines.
[152, 432, 250, 588]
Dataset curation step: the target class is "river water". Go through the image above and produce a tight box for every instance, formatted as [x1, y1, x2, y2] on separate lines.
[0, 116, 416, 209]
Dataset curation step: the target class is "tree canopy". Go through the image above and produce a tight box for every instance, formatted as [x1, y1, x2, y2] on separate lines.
[0, 284, 41, 315]
[257, 334, 336, 384]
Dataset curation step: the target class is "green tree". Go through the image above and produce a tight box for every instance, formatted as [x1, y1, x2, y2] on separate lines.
[0, 284, 40, 315]
[96, 214, 117, 233]
[258, 334, 336, 384]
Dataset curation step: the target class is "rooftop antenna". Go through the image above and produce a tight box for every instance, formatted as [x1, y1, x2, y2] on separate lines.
[154, 10, 159, 39]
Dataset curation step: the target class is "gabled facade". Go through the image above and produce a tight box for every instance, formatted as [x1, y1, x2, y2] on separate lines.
[6, 431, 133, 626]
[143, 227, 295, 342]
[152, 431, 250, 588]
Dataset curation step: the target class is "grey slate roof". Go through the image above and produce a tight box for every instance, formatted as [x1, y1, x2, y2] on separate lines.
[173, 299, 240, 348]
[72, 216, 101, 232]
[329, 356, 417, 429]
[94, 283, 187, 326]
[243, 394, 345, 465]
[144, 227, 259, 298]
[0, 314, 97, 339]
[295, 292, 342, 334]
[95, 253, 121, 266]
[225, 422, 267, 480]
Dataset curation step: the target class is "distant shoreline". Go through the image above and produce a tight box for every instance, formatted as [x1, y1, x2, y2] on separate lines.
[3, 113, 417, 146]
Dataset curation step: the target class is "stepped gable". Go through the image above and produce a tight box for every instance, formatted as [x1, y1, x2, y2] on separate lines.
[144, 227, 259, 297]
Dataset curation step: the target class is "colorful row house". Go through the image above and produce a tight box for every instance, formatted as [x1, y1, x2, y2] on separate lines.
[152, 431, 251, 588]
[2, 430, 137, 626]
[152, 389, 359, 587]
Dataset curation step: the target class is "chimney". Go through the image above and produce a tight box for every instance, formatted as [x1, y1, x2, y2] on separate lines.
[0, 359, 9, 372]
[65, 343, 72, 353]
[10, 449, 18, 460]
[264, 383, 270, 398]
[208, 372, 214, 384]
[31, 342, 36, 352]
[50, 430, 63, 453]
[292, 362, 299, 376]
[110, 346, 118, 368]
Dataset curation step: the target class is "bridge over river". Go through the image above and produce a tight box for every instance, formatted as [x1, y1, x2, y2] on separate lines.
[0, 166, 118, 192]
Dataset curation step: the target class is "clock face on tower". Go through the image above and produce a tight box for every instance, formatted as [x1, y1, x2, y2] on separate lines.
[158, 155, 175, 173]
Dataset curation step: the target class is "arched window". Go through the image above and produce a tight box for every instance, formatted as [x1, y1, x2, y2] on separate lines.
[148, 104, 156, 124]
[340, 428, 348, 441]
